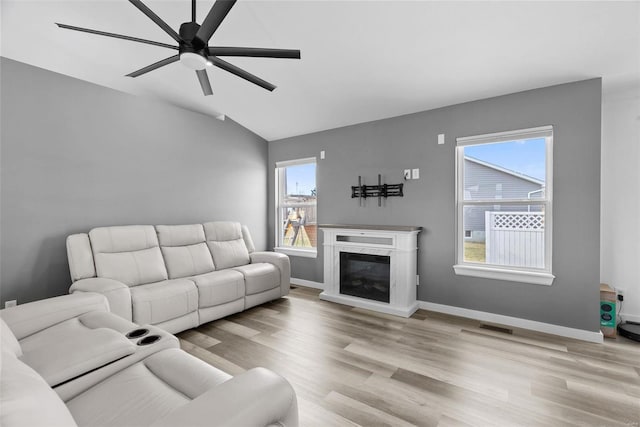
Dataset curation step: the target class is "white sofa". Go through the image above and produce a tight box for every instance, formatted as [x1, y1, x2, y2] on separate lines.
[0, 292, 299, 427]
[67, 221, 290, 333]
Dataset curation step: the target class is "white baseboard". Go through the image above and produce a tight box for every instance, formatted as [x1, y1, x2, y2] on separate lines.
[290, 278, 324, 290]
[418, 301, 603, 344]
[621, 312, 640, 323]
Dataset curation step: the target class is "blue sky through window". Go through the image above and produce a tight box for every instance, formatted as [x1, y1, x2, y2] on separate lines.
[464, 137, 546, 181]
[285, 163, 316, 196]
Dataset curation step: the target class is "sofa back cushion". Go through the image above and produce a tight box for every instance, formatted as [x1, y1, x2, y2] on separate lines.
[156, 225, 215, 279]
[0, 349, 78, 427]
[203, 222, 250, 270]
[90, 226, 168, 287]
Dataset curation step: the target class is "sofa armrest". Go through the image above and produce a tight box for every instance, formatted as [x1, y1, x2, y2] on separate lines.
[151, 367, 298, 427]
[70, 278, 133, 321]
[250, 251, 291, 296]
[0, 293, 109, 340]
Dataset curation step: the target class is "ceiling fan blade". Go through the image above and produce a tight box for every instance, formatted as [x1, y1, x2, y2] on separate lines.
[210, 57, 276, 91]
[126, 55, 180, 77]
[129, 0, 183, 44]
[195, 0, 237, 46]
[208, 47, 301, 59]
[196, 69, 213, 96]
[56, 23, 178, 50]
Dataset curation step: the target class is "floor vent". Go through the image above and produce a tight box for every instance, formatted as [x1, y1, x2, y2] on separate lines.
[480, 324, 513, 334]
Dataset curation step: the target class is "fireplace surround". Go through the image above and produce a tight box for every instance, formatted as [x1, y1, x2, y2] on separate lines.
[320, 224, 422, 317]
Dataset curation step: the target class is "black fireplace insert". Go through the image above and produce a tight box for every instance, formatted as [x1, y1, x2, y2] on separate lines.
[340, 252, 390, 303]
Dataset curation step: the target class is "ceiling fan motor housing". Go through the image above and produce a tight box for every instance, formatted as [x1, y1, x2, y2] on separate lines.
[178, 22, 210, 70]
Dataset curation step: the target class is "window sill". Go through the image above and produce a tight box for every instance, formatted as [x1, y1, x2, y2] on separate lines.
[453, 264, 555, 286]
[274, 247, 317, 258]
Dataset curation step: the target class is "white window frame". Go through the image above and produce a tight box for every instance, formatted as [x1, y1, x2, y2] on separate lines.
[274, 157, 317, 258]
[453, 126, 555, 286]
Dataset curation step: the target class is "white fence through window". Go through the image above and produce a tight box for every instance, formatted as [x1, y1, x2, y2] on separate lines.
[485, 211, 545, 268]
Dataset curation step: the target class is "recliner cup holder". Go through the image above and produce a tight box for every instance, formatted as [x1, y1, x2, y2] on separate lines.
[126, 328, 149, 339]
[137, 335, 161, 346]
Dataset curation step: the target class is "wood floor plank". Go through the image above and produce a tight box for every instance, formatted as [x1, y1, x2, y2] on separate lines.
[180, 287, 640, 427]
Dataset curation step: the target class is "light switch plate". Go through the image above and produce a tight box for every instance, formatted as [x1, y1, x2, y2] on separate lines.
[438, 133, 445, 145]
[320, 150, 325, 160]
[412, 168, 420, 179]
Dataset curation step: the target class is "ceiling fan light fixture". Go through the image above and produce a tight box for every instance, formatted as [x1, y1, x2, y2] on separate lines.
[179, 52, 209, 70]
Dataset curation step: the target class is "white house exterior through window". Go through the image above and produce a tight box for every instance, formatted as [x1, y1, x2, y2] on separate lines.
[453, 126, 554, 285]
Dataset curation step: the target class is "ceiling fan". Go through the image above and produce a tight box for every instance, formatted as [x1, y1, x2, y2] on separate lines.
[56, 0, 300, 95]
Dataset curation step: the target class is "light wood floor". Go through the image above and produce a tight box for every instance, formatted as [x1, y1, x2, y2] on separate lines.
[177, 286, 640, 427]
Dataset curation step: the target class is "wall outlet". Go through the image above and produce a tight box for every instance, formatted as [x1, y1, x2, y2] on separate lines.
[412, 168, 420, 179]
[617, 288, 625, 296]
[404, 169, 411, 180]
[5, 300, 17, 308]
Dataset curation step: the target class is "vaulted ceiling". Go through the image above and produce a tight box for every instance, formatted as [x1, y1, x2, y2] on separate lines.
[2, 1, 638, 141]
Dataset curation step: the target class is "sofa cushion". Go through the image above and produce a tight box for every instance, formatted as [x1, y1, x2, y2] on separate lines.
[161, 244, 215, 279]
[19, 328, 136, 387]
[89, 225, 159, 253]
[190, 270, 245, 308]
[95, 247, 168, 287]
[233, 263, 280, 296]
[204, 222, 250, 269]
[0, 350, 79, 427]
[130, 279, 198, 325]
[66, 348, 231, 427]
[156, 224, 206, 247]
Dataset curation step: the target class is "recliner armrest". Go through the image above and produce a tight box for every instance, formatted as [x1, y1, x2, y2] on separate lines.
[150, 367, 299, 427]
[0, 293, 109, 340]
[250, 251, 291, 296]
[70, 278, 133, 321]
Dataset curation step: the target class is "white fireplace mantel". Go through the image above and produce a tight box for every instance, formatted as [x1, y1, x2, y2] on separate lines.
[319, 224, 422, 317]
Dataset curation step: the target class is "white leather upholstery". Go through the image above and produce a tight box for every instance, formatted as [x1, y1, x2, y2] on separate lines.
[66, 348, 232, 427]
[1, 318, 22, 357]
[67, 221, 290, 334]
[251, 251, 292, 297]
[156, 224, 206, 247]
[66, 233, 96, 281]
[204, 221, 251, 269]
[91, 225, 169, 287]
[1, 294, 299, 427]
[0, 349, 79, 427]
[190, 270, 245, 307]
[161, 244, 215, 279]
[70, 278, 133, 321]
[241, 224, 256, 253]
[234, 263, 280, 295]
[0, 292, 109, 340]
[157, 224, 216, 279]
[95, 247, 168, 287]
[130, 279, 198, 325]
[20, 328, 136, 387]
[89, 225, 159, 253]
[150, 367, 299, 427]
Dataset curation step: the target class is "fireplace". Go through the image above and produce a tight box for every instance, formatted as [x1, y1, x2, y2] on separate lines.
[340, 252, 390, 303]
[319, 224, 422, 317]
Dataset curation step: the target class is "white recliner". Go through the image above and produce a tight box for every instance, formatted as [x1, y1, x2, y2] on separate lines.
[67, 221, 290, 333]
[0, 292, 299, 427]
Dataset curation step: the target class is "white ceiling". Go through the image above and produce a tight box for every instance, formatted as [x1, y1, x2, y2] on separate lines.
[2, 1, 639, 141]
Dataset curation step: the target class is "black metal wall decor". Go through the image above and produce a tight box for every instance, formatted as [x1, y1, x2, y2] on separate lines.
[352, 174, 404, 207]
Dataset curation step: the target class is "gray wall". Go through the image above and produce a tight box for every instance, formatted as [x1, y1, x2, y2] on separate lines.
[1, 58, 268, 305]
[269, 78, 601, 332]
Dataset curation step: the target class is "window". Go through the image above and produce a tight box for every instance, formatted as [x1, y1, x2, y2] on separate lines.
[453, 126, 554, 285]
[275, 158, 317, 257]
